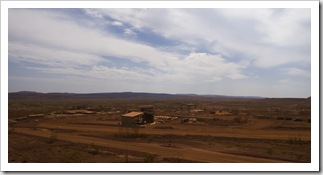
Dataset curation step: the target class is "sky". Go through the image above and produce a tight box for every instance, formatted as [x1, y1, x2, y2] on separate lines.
[8, 8, 311, 98]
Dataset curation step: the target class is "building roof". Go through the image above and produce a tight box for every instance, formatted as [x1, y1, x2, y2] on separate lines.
[122, 112, 143, 117]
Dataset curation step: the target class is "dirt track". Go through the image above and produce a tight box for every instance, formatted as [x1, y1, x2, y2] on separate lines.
[37, 119, 310, 140]
[13, 127, 287, 163]
[8, 94, 311, 163]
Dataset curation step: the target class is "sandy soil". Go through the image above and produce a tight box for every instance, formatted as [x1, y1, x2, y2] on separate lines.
[9, 114, 310, 163]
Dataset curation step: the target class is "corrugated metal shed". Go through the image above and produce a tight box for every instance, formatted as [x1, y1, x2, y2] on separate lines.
[121, 112, 143, 126]
[122, 112, 143, 117]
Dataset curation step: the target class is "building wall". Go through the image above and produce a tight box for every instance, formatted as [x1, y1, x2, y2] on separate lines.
[140, 106, 154, 123]
[121, 116, 137, 126]
[142, 114, 154, 123]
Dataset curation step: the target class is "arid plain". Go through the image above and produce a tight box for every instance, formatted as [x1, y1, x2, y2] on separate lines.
[8, 92, 311, 163]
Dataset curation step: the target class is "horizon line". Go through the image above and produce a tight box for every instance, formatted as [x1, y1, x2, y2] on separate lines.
[8, 90, 311, 99]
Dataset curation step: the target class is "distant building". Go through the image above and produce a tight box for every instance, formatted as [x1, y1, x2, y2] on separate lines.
[62, 110, 96, 115]
[126, 108, 139, 113]
[139, 105, 154, 123]
[121, 112, 143, 126]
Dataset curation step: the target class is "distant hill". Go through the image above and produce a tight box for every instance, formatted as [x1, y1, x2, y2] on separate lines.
[188, 94, 265, 99]
[9, 91, 265, 100]
[9, 91, 174, 99]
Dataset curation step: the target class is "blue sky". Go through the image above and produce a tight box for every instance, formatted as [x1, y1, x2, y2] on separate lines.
[8, 8, 311, 98]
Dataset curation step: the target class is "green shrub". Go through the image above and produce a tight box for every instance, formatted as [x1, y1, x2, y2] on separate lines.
[266, 149, 273, 155]
[287, 137, 303, 144]
[89, 143, 99, 155]
[233, 117, 241, 123]
[48, 131, 57, 144]
[144, 154, 157, 163]
[61, 151, 81, 163]
[125, 153, 129, 163]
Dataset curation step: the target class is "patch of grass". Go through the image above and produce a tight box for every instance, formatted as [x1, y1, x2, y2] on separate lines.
[61, 151, 81, 163]
[8, 128, 15, 135]
[144, 154, 157, 163]
[153, 126, 174, 129]
[147, 135, 155, 143]
[48, 131, 57, 144]
[233, 117, 241, 123]
[89, 143, 99, 155]
[266, 149, 273, 155]
[125, 153, 129, 163]
[287, 136, 303, 145]
[115, 126, 143, 139]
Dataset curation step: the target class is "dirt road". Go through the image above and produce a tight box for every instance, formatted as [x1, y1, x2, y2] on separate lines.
[37, 120, 310, 140]
[13, 127, 287, 163]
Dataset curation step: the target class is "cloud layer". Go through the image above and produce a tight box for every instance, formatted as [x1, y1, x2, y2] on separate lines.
[8, 8, 311, 97]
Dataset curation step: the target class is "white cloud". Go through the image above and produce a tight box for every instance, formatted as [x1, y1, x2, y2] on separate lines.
[83, 8, 104, 19]
[8, 8, 311, 97]
[150, 52, 247, 84]
[123, 28, 136, 36]
[286, 67, 310, 77]
[29, 65, 154, 81]
[9, 42, 104, 67]
[110, 20, 123, 26]
[272, 78, 310, 98]
[9, 9, 247, 84]
[9, 9, 175, 68]
[88, 8, 310, 68]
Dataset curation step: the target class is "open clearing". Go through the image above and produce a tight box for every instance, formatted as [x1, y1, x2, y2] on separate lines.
[8, 93, 311, 163]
